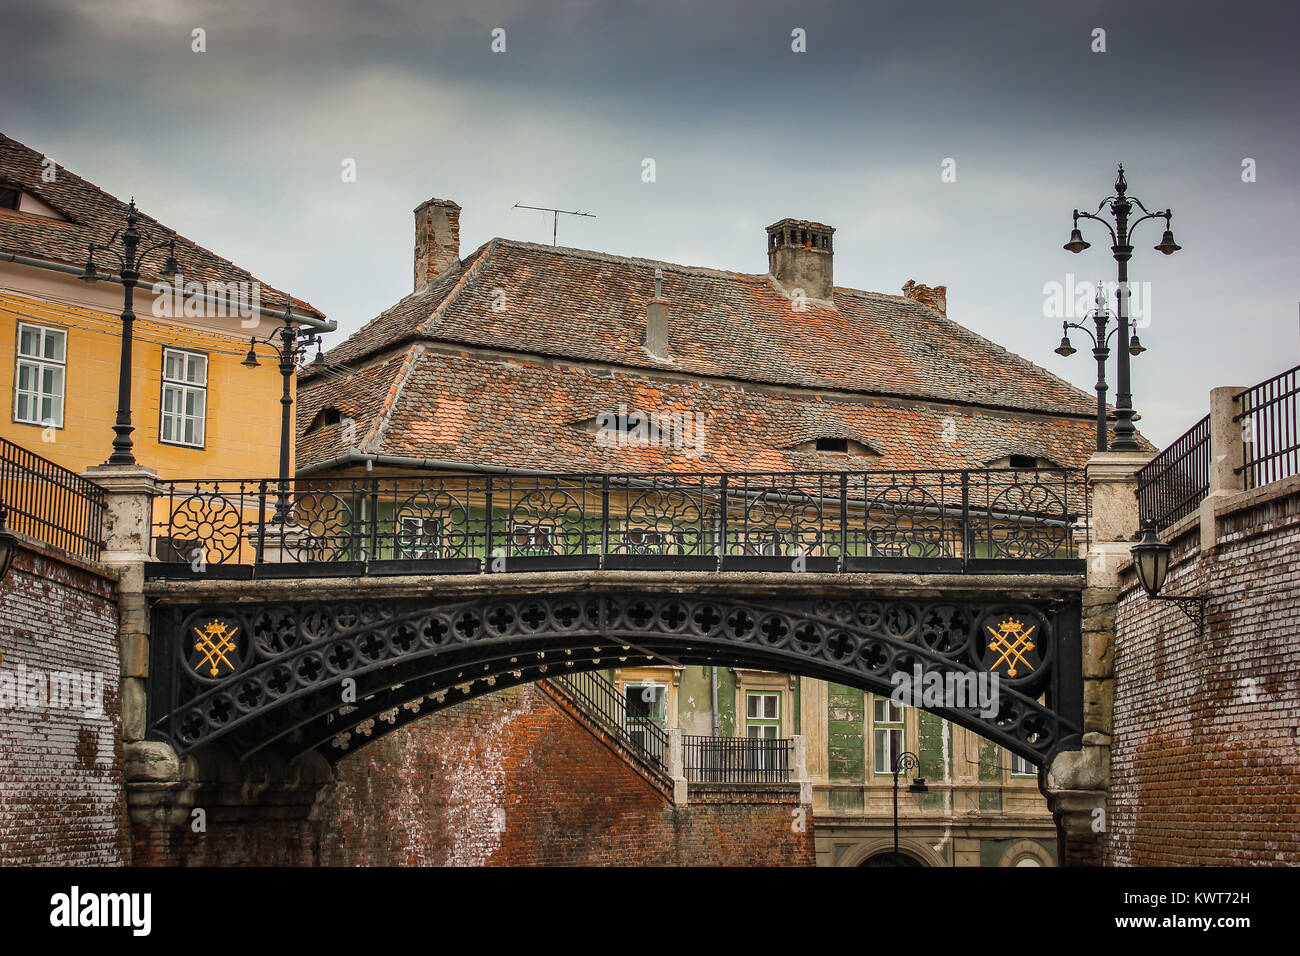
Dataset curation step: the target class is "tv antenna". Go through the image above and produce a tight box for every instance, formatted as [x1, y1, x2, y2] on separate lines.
[512, 202, 596, 246]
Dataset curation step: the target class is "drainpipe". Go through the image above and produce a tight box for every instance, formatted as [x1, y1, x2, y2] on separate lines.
[711, 666, 720, 736]
[0, 251, 336, 332]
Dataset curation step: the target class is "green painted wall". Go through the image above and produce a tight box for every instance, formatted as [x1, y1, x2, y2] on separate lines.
[676, 666, 715, 735]
[717, 668, 736, 737]
[827, 683, 865, 781]
[917, 710, 948, 810]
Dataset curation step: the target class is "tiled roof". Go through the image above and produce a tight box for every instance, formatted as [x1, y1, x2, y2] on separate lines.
[0, 133, 324, 318]
[299, 347, 1104, 473]
[306, 237, 1095, 417]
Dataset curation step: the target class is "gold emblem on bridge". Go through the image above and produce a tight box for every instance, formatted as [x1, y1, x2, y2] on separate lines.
[985, 618, 1036, 678]
[192, 620, 238, 678]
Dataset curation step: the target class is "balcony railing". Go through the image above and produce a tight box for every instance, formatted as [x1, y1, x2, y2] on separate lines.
[682, 734, 792, 784]
[146, 468, 1087, 577]
[0, 437, 105, 561]
[1136, 415, 1210, 531]
[1236, 364, 1300, 490]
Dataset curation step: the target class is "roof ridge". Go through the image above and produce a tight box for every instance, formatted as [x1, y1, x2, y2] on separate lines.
[363, 343, 423, 452]
[418, 237, 501, 335]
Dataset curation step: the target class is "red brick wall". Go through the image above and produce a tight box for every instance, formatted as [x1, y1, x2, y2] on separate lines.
[320, 682, 814, 866]
[0, 539, 129, 865]
[150, 682, 814, 866]
[1107, 483, 1300, 865]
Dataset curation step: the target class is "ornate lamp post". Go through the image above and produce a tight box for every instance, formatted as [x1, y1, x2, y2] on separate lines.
[891, 750, 929, 859]
[241, 305, 324, 522]
[79, 200, 180, 466]
[1055, 284, 1146, 452]
[1062, 165, 1181, 452]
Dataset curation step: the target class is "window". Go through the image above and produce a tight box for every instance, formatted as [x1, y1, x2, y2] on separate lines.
[0, 188, 17, 210]
[1010, 753, 1036, 776]
[396, 514, 442, 558]
[746, 691, 782, 771]
[160, 348, 207, 447]
[306, 407, 343, 433]
[872, 695, 905, 774]
[624, 682, 667, 761]
[625, 528, 672, 554]
[509, 523, 553, 554]
[1009, 455, 1038, 470]
[13, 322, 66, 427]
[745, 692, 781, 738]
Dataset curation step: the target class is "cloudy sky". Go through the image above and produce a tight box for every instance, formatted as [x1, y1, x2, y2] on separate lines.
[2, 0, 1296, 446]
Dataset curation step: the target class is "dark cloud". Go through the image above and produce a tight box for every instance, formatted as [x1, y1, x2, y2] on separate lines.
[1, 0, 1296, 444]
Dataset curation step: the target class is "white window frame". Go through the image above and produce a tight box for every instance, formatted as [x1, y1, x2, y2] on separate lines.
[160, 347, 208, 448]
[1010, 753, 1036, 776]
[872, 695, 905, 775]
[509, 521, 555, 554]
[745, 691, 781, 727]
[396, 514, 443, 558]
[13, 322, 66, 428]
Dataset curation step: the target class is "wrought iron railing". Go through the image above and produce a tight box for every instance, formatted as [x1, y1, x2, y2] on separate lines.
[0, 437, 105, 561]
[682, 734, 792, 784]
[549, 670, 668, 771]
[147, 468, 1087, 575]
[1136, 415, 1210, 531]
[1236, 364, 1300, 490]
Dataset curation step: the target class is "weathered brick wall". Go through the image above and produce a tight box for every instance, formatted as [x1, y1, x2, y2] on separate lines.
[1107, 482, 1300, 865]
[151, 682, 814, 866]
[0, 539, 129, 865]
[321, 682, 813, 865]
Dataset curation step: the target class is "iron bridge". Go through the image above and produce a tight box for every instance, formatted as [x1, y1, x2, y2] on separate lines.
[148, 587, 1083, 768]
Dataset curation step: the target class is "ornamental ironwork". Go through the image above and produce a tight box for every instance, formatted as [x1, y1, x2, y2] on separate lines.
[147, 468, 1088, 576]
[148, 591, 1082, 768]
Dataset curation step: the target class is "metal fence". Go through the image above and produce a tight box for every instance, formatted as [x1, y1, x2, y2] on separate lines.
[0, 437, 105, 561]
[1236, 364, 1300, 490]
[682, 734, 792, 784]
[1136, 415, 1210, 531]
[148, 468, 1087, 575]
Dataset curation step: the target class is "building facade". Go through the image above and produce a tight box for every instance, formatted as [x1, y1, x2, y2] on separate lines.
[297, 197, 1108, 865]
[0, 133, 329, 480]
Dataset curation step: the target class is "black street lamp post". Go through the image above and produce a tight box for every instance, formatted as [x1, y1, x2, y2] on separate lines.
[241, 306, 324, 523]
[1055, 285, 1146, 452]
[891, 750, 928, 859]
[1062, 165, 1181, 452]
[80, 200, 180, 466]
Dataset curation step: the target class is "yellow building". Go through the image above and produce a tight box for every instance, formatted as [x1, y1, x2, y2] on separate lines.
[0, 132, 330, 481]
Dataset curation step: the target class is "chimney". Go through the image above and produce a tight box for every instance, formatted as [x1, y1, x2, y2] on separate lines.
[766, 218, 835, 303]
[644, 268, 670, 359]
[414, 198, 461, 293]
[901, 280, 947, 316]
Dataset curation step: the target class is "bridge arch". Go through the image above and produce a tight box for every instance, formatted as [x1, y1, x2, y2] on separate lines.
[149, 582, 1083, 768]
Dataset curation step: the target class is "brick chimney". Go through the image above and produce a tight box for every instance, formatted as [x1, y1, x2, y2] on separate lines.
[902, 279, 947, 316]
[766, 218, 835, 303]
[414, 198, 461, 293]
